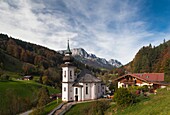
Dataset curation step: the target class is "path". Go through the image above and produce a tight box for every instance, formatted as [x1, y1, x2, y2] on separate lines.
[19, 110, 33, 115]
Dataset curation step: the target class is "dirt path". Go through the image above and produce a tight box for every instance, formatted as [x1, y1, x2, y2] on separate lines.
[19, 110, 33, 115]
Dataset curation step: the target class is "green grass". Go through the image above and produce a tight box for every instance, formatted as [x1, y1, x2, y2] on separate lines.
[112, 88, 170, 115]
[42, 98, 62, 115]
[0, 80, 60, 114]
[65, 102, 96, 115]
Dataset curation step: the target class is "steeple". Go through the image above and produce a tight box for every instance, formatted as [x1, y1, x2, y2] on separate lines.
[65, 39, 72, 55]
[63, 39, 73, 64]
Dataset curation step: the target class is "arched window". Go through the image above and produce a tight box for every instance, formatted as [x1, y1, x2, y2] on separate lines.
[64, 71, 66, 77]
[75, 88, 78, 94]
[86, 86, 88, 94]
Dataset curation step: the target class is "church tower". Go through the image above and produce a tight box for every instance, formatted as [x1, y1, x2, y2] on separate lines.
[61, 40, 75, 101]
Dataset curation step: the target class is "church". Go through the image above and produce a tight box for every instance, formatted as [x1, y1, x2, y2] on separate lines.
[61, 40, 106, 102]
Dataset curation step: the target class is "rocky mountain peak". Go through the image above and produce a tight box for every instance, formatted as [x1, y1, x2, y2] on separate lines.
[58, 48, 122, 69]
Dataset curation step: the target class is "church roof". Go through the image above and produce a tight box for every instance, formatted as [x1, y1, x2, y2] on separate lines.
[75, 69, 101, 83]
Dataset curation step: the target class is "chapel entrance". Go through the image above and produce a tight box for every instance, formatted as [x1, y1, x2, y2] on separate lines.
[75, 95, 78, 101]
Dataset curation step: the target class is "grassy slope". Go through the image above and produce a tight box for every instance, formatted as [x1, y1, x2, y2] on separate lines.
[0, 80, 60, 114]
[65, 102, 94, 115]
[113, 88, 170, 115]
[42, 99, 62, 115]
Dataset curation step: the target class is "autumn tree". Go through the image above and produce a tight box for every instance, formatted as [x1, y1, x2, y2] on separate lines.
[164, 59, 170, 82]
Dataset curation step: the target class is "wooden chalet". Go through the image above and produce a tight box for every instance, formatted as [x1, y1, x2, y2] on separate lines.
[113, 73, 168, 89]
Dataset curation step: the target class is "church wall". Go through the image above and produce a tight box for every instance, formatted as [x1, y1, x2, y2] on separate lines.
[68, 83, 74, 101]
[62, 83, 68, 101]
[83, 83, 92, 100]
[91, 83, 96, 99]
[62, 83, 74, 101]
[62, 67, 75, 82]
[97, 83, 102, 98]
[73, 87, 82, 101]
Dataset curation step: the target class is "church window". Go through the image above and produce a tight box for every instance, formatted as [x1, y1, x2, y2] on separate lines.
[64, 71, 66, 77]
[64, 87, 66, 92]
[70, 71, 72, 79]
[75, 88, 78, 94]
[86, 87, 88, 94]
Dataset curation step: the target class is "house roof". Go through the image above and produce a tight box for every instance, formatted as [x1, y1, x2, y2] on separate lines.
[24, 75, 32, 78]
[113, 73, 164, 83]
[133, 73, 164, 82]
[75, 69, 101, 83]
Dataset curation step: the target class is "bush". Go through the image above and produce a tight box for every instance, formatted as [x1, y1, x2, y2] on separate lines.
[91, 100, 110, 115]
[0, 74, 10, 80]
[114, 88, 136, 107]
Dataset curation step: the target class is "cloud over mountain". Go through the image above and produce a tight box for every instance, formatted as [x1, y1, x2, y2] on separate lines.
[0, 0, 169, 64]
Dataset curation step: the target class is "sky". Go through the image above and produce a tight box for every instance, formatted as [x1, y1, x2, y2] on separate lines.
[0, 0, 170, 65]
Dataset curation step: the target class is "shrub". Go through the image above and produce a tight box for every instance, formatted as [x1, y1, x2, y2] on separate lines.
[91, 100, 110, 115]
[114, 88, 136, 107]
[0, 74, 10, 80]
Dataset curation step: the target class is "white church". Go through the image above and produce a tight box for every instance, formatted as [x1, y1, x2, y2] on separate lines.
[61, 41, 106, 102]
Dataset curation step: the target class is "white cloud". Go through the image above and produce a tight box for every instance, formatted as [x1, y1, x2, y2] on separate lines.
[0, 0, 169, 65]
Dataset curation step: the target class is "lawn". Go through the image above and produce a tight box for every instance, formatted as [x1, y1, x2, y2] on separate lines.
[0, 80, 60, 115]
[65, 102, 94, 115]
[112, 88, 170, 115]
[42, 98, 62, 115]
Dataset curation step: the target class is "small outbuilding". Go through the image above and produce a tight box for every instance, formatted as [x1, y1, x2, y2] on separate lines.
[23, 75, 33, 80]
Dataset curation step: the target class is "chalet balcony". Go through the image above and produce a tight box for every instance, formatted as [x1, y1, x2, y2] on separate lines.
[123, 80, 135, 85]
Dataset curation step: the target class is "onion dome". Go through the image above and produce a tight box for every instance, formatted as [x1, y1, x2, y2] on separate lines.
[63, 55, 74, 62]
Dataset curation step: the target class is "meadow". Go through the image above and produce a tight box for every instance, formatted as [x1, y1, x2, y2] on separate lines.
[0, 79, 60, 115]
[111, 88, 170, 115]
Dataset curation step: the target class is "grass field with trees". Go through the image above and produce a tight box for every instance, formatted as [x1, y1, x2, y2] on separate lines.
[109, 88, 170, 115]
[0, 80, 60, 115]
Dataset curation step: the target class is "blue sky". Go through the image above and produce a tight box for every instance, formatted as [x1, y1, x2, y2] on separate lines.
[0, 0, 170, 64]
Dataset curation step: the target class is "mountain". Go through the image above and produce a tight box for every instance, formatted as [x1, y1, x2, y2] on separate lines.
[0, 33, 108, 85]
[58, 48, 122, 70]
[0, 33, 93, 87]
[124, 40, 170, 82]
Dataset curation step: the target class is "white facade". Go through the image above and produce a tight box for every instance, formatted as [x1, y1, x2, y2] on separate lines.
[62, 66, 75, 101]
[61, 65, 105, 101]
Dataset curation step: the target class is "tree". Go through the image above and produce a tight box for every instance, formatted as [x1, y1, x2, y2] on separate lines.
[37, 87, 50, 107]
[42, 76, 49, 85]
[164, 59, 170, 82]
[114, 88, 136, 107]
[0, 74, 10, 80]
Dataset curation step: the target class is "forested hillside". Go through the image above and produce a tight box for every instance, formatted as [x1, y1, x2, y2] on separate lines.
[125, 40, 170, 81]
[0, 34, 103, 88]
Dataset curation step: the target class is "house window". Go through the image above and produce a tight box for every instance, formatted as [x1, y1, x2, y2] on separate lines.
[64, 71, 66, 77]
[75, 88, 78, 94]
[86, 87, 88, 94]
[64, 87, 66, 92]
[70, 71, 72, 79]
[98, 86, 100, 93]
